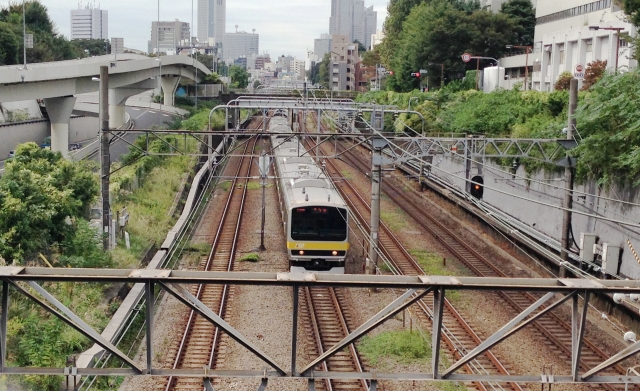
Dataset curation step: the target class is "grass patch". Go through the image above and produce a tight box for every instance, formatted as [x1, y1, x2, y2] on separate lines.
[381, 209, 409, 232]
[409, 249, 453, 276]
[341, 170, 353, 180]
[185, 242, 211, 256]
[240, 253, 260, 262]
[358, 330, 430, 365]
[219, 181, 232, 191]
[410, 249, 461, 301]
[246, 182, 262, 190]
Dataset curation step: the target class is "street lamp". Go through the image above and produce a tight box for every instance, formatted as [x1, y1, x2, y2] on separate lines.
[156, 58, 162, 114]
[506, 45, 532, 90]
[589, 26, 625, 72]
[428, 62, 444, 88]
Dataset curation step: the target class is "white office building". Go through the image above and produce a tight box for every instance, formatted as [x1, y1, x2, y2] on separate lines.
[70, 3, 108, 40]
[222, 32, 259, 63]
[150, 21, 190, 55]
[198, 0, 226, 44]
[500, 0, 637, 91]
[290, 59, 306, 80]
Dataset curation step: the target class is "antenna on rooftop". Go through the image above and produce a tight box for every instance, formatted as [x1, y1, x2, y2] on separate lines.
[252, 28, 256, 34]
[235, 25, 238, 33]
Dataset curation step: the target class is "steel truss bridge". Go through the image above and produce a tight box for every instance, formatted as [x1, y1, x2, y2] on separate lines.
[1, 267, 640, 390]
[106, 129, 571, 165]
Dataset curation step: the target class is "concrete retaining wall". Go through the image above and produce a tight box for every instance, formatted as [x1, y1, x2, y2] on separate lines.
[432, 152, 640, 279]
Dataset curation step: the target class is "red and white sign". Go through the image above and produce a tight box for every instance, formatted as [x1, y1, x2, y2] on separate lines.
[461, 53, 472, 62]
[574, 64, 585, 80]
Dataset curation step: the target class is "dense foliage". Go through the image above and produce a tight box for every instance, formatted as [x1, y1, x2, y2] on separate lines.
[229, 65, 249, 88]
[573, 70, 640, 185]
[0, 143, 100, 263]
[380, 0, 534, 92]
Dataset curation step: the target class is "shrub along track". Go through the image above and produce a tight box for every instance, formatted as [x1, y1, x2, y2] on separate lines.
[160, 135, 260, 391]
[330, 129, 632, 391]
[301, 114, 524, 391]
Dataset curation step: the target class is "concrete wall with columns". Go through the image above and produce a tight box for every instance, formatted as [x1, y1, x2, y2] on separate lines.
[0, 116, 97, 160]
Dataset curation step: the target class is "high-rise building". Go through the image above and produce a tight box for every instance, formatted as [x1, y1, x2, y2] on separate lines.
[150, 21, 190, 54]
[364, 6, 377, 49]
[221, 32, 259, 63]
[329, 0, 375, 45]
[314, 33, 332, 58]
[198, 0, 226, 44]
[290, 59, 306, 80]
[70, 3, 108, 40]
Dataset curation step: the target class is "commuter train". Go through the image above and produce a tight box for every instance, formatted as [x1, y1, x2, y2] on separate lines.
[270, 111, 349, 273]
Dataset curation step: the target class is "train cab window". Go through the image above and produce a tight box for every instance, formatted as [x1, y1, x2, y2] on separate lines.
[291, 207, 347, 241]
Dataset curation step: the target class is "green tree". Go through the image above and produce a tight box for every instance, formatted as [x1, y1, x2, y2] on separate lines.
[318, 53, 331, 88]
[554, 71, 572, 90]
[229, 65, 249, 88]
[354, 39, 366, 52]
[70, 38, 110, 56]
[201, 72, 222, 84]
[387, 0, 516, 92]
[0, 143, 99, 263]
[362, 49, 381, 67]
[380, 0, 424, 64]
[190, 53, 214, 71]
[619, 0, 640, 27]
[0, 21, 19, 65]
[499, 0, 535, 46]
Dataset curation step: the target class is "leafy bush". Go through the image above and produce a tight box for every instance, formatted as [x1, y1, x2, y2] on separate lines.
[581, 59, 607, 90]
[554, 71, 573, 90]
[240, 253, 260, 262]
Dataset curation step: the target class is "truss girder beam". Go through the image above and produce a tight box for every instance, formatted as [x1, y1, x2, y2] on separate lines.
[1, 270, 640, 383]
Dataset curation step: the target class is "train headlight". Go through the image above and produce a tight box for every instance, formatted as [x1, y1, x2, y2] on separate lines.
[299, 250, 304, 255]
[332, 250, 338, 256]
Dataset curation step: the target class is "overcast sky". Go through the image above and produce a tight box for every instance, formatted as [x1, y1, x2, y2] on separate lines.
[1, 0, 388, 61]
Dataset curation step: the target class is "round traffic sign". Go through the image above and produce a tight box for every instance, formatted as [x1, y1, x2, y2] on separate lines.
[461, 53, 471, 62]
[575, 64, 584, 73]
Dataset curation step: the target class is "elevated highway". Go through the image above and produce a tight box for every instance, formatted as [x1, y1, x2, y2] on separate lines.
[0, 54, 210, 156]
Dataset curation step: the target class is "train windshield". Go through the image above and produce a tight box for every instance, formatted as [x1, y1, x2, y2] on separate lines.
[291, 207, 347, 241]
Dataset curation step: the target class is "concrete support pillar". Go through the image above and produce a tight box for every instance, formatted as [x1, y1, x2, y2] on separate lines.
[108, 90, 127, 129]
[160, 76, 181, 107]
[44, 96, 76, 158]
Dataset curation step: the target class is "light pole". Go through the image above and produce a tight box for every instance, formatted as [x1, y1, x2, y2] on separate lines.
[156, 58, 162, 114]
[506, 45, 532, 90]
[589, 26, 625, 72]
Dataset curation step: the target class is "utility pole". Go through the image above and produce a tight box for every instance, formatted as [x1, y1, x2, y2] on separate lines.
[560, 78, 578, 277]
[99, 66, 111, 250]
[369, 139, 387, 279]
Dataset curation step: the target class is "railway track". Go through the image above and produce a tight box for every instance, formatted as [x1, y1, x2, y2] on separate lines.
[332, 133, 633, 390]
[160, 135, 260, 391]
[300, 116, 523, 391]
[300, 287, 368, 391]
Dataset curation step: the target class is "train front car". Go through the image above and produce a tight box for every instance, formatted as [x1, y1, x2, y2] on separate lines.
[270, 116, 349, 274]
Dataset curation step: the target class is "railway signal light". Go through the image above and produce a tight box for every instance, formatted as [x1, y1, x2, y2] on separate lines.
[470, 175, 484, 199]
[410, 72, 421, 78]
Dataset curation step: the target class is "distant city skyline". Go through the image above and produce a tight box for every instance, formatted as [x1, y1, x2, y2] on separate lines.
[0, 0, 388, 61]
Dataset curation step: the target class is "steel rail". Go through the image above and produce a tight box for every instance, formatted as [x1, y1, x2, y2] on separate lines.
[304, 113, 522, 391]
[336, 136, 630, 391]
[164, 135, 259, 390]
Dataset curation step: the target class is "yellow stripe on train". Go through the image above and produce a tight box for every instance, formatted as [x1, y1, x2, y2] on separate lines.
[287, 241, 350, 251]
